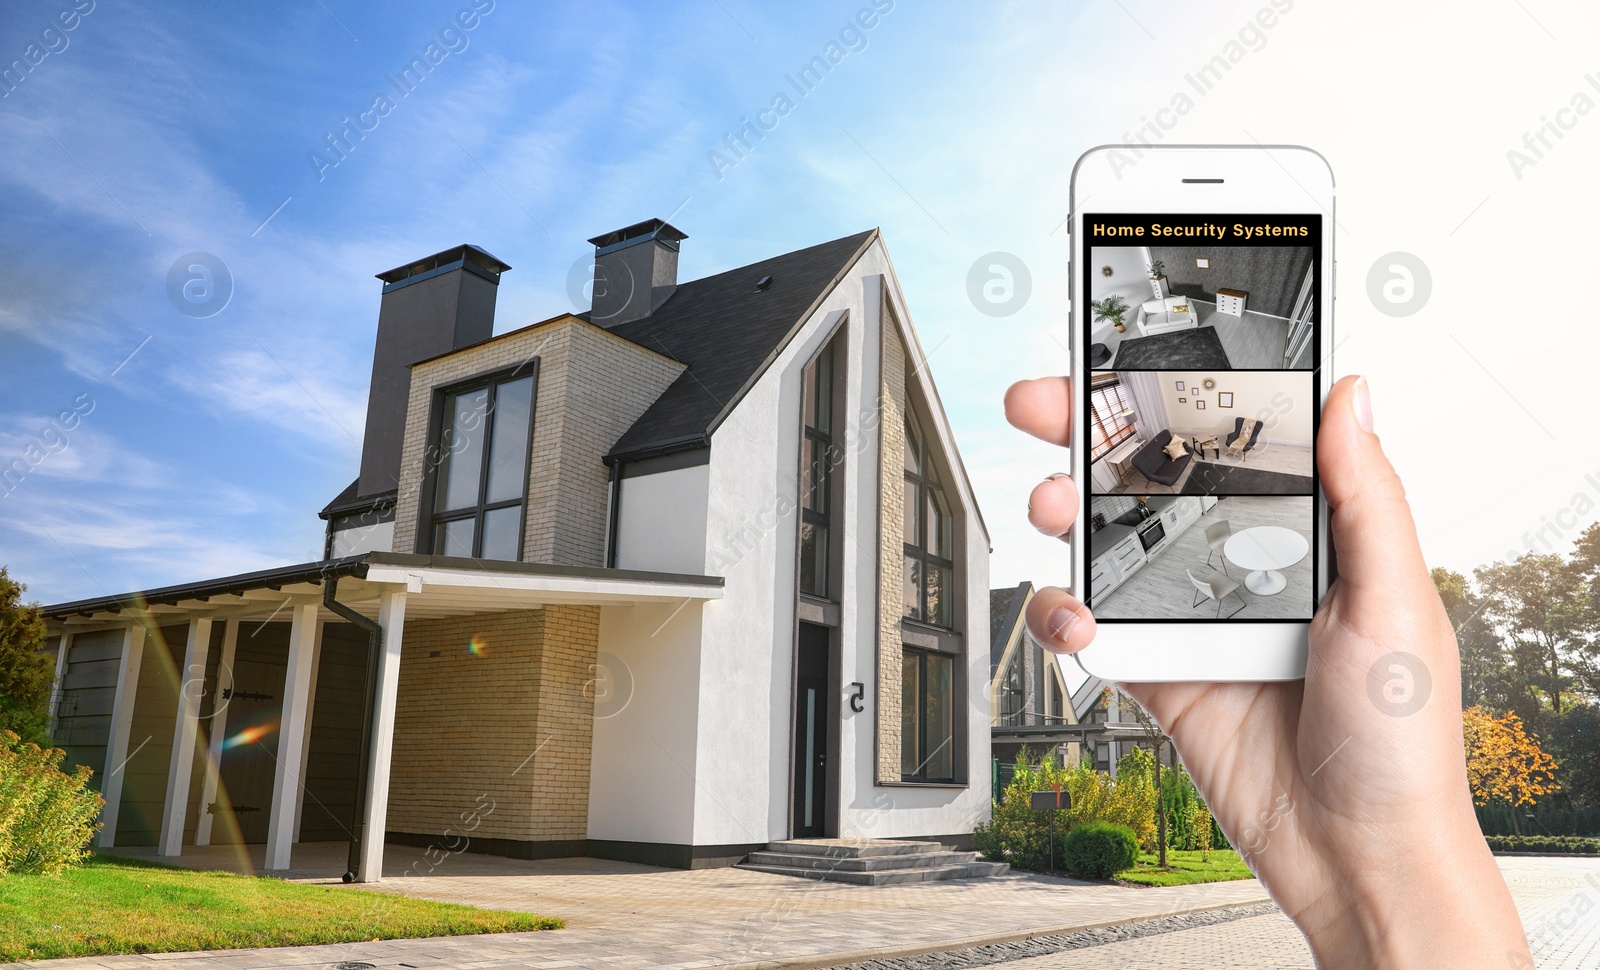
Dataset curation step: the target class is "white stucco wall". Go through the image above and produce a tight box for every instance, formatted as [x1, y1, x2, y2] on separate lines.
[689, 239, 992, 848]
[614, 464, 710, 575]
[587, 601, 706, 845]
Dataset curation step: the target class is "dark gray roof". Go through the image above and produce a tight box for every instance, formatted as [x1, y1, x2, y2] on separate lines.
[990, 582, 1030, 664]
[604, 229, 878, 461]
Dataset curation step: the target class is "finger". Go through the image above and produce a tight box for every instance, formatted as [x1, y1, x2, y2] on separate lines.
[1024, 585, 1096, 654]
[1317, 375, 1433, 603]
[1027, 473, 1078, 539]
[1004, 376, 1072, 446]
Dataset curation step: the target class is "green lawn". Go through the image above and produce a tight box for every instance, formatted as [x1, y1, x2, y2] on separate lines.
[0, 854, 561, 962]
[1115, 848, 1255, 887]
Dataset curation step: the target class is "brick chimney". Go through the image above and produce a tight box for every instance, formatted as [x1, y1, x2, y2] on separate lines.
[587, 219, 687, 327]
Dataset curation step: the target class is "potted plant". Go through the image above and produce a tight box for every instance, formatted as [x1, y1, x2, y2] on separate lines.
[1147, 259, 1168, 298]
[1090, 295, 1130, 333]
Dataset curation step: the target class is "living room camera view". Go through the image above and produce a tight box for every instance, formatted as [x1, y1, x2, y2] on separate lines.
[1088, 370, 1313, 497]
[1086, 245, 1316, 370]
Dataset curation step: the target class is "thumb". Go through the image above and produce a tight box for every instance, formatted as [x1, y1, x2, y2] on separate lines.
[1317, 375, 1433, 604]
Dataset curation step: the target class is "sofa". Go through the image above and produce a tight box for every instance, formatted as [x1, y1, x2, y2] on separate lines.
[1135, 297, 1199, 337]
[1130, 429, 1192, 493]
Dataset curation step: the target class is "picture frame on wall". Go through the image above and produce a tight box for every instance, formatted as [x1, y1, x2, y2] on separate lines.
[1218, 392, 1234, 408]
[1178, 397, 1186, 403]
[1196, 400, 1206, 409]
[1175, 381, 1185, 391]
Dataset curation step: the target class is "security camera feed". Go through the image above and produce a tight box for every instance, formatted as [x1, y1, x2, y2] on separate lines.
[1081, 214, 1321, 622]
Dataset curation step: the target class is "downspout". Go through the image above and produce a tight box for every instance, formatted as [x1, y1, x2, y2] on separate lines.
[605, 462, 622, 568]
[323, 576, 381, 883]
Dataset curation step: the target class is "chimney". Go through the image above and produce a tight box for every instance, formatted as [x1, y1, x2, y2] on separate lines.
[587, 218, 687, 327]
[357, 244, 511, 498]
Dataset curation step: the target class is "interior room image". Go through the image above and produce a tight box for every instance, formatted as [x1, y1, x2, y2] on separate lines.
[1088, 370, 1314, 496]
[1085, 244, 1315, 370]
[1087, 494, 1314, 621]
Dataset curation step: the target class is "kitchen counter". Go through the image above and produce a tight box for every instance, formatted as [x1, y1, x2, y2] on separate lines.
[1091, 522, 1136, 547]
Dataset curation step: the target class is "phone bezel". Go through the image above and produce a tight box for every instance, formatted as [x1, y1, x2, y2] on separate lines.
[1068, 144, 1334, 683]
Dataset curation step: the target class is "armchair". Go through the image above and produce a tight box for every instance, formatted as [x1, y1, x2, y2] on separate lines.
[1225, 418, 1265, 459]
[1129, 429, 1192, 494]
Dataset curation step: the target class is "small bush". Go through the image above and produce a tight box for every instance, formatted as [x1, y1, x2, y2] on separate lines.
[1484, 834, 1600, 855]
[974, 748, 1158, 868]
[1061, 820, 1139, 879]
[0, 731, 103, 875]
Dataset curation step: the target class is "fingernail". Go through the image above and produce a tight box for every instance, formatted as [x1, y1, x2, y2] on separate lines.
[1046, 472, 1069, 481]
[1351, 376, 1374, 434]
[1047, 606, 1079, 646]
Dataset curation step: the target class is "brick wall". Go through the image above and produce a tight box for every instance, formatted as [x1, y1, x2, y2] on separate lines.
[876, 314, 907, 784]
[387, 605, 601, 843]
[391, 316, 684, 563]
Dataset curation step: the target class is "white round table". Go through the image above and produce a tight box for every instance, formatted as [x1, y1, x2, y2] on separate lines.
[1224, 526, 1309, 596]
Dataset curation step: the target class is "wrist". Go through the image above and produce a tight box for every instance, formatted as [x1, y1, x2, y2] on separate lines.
[1298, 823, 1529, 969]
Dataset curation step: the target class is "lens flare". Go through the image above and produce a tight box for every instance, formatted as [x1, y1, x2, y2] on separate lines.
[468, 633, 489, 657]
[222, 720, 276, 750]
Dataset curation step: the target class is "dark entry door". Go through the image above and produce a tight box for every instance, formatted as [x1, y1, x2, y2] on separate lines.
[792, 623, 830, 838]
[213, 648, 285, 844]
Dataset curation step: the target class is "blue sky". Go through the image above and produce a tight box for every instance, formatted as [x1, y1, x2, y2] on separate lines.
[4, 0, 1599, 606]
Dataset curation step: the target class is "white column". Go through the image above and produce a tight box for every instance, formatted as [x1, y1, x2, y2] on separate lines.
[193, 619, 239, 847]
[158, 617, 213, 856]
[98, 623, 147, 848]
[292, 619, 325, 842]
[265, 603, 320, 870]
[47, 632, 73, 736]
[357, 590, 406, 883]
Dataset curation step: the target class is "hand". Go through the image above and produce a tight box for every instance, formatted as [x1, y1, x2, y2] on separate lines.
[1004, 374, 1530, 969]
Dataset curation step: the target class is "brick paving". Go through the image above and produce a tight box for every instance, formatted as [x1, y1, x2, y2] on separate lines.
[16, 848, 1596, 969]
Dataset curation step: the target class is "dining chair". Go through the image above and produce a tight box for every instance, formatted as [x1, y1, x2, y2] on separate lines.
[1205, 520, 1233, 576]
[1187, 568, 1246, 619]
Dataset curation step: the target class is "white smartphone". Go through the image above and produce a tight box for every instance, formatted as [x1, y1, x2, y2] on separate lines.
[1068, 145, 1334, 682]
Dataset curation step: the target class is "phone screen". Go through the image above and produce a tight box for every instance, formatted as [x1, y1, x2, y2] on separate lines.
[1082, 213, 1321, 623]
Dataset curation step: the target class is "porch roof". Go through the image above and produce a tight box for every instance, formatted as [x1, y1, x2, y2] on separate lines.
[41, 552, 724, 631]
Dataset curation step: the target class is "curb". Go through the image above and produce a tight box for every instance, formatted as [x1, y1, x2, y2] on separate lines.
[709, 897, 1275, 970]
[1491, 851, 1600, 858]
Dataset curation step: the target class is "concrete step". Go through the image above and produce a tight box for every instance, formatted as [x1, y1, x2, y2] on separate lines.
[739, 859, 1011, 886]
[745, 849, 980, 872]
[762, 838, 947, 859]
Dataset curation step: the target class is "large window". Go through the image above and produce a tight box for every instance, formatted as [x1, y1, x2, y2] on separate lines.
[994, 650, 1024, 727]
[1044, 659, 1065, 725]
[800, 338, 840, 598]
[903, 414, 953, 627]
[1089, 373, 1137, 461]
[902, 647, 955, 782]
[431, 372, 535, 561]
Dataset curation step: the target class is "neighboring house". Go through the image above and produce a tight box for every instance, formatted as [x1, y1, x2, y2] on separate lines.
[988, 581, 1152, 777]
[40, 220, 992, 881]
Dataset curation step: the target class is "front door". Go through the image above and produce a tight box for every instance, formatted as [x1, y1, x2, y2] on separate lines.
[792, 623, 830, 838]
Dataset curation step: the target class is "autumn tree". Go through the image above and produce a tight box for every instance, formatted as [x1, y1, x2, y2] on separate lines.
[1461, 705, 1560, 835]
[0, 568, 55, 748]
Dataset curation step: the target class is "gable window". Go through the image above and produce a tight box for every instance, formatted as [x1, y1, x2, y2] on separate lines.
[431, 371, 535, 561]
[1089, 373, 1137, 461]
[903, 414, 953, 627]
[901, 646, 955, 782]
[1044, 657, 1065, 724]
[994, 649, 1024, 727]
[800, 337, 840, 598]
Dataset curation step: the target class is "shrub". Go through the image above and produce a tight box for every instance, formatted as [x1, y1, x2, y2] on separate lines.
[0, 731, 103, 874]
[1061, 820, 1139, 879]
[1483, 834, 1600, 854]
[975, 750, 1159, 868]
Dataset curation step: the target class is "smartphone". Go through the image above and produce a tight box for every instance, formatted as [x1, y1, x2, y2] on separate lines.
[1068, 145, 1333, 682]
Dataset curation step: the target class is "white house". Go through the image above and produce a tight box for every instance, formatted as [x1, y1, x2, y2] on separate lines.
[41, 221, 998, 882]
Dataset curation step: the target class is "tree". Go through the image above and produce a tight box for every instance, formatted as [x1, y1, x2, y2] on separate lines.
[0, 568, 55, 748]
[1432, 567, 1525, 716]
[1115, 687, 1171, 867]
[1563, 522, 1600, 701]
[1462, 705, 1560, 834]
[1474, 554, 1587, 716]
